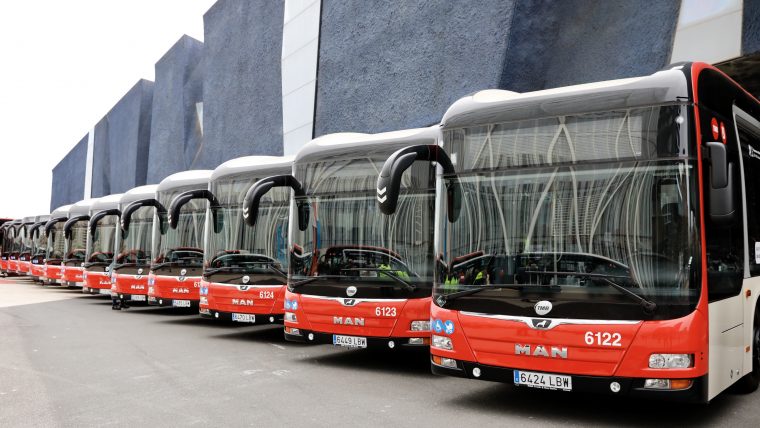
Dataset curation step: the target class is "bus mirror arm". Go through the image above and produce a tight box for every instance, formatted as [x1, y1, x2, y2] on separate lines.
[706, 142, 736, 225]
[377, 144, 461, 222]
[63, 215, 90, 240]
[89, 209, 121, 237]
[44, 217, 67, 237]
[122, 198, 167, 236]
[168, 190, 222, 233]
[243, 175, 309, 231]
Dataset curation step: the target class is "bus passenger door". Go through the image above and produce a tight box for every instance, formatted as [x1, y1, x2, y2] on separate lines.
[733, 107, 760, 380]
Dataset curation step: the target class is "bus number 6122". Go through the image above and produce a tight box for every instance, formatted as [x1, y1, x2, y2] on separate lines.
[584, 331, 622, 347]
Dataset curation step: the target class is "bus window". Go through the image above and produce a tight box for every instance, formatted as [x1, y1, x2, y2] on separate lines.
[738, 121, 760, 277]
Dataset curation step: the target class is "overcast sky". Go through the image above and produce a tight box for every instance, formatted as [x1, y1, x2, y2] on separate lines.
[0, 0, 217, 218]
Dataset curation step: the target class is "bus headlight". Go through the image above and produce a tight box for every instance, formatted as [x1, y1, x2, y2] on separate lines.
[648, 354, 693, 369]
[432, 335, 453, 350]
[411, 320, 430, 331]
[284, 312, 297, 322]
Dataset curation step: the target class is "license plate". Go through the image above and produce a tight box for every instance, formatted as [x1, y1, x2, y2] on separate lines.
[514, 370, 572, 391]
[231, 313, 256, 323]
[172, 300, 191, 307]
[130, 295, 147, 301]
[332, 335, 367, 348]
[99, 288, 112, 295]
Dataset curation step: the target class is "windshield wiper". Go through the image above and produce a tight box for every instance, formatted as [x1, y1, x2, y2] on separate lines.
[339, 268, 416, 291]
[436, 283, 556, 307]
[525, 271, 657, 313]
[290, 276, 319, 290]
[205, 264, 288, 280]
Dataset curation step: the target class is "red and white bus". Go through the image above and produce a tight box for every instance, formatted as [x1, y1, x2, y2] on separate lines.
[43, 205, 73, 285]
[5, 219, 23, 274]
[148, 170, 212, 308]
[28, 215, 51, 282]
[169, 156, 292, 323]
[83, 194, 123, 295]
[62, 199, 98, 288]
[112, 185, 159, 304]
[245, 129, 439, 349]
[379, 62, 760, 402]
[17, 216, 36, 276]
[0, 219, 15, 275]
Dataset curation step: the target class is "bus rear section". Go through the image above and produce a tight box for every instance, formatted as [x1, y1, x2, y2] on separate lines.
[148, 170, 212, 309]
[172, 156, 292, 323]
[83, 194, 122, 296]
[112, 185, 158, 304]
[252, 129, 438, 349]
[62, 199, 97, 288]
[407, 62, 760, 403]
[43, 205, 73, 285]
[29, 215, 50, 282]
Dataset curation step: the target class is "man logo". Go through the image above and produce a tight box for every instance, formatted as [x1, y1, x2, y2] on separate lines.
[333, 316, 364, 326]
[515, 343, 568, 359]
[346, 286, 357, 297]
[242, 275, 250, 284]
[239, 285, 249, 291]
[531, 319, 551, 329]
[534, 300, 552, 316]
[342, 298, 357, 306]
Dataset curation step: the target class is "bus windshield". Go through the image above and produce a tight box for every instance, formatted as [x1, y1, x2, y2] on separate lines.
[33, 227, 48, 258]
[65, 221, 88, 263]
[205, 179, 289, 284]
[435, 105, 700, 320]
[86, 215, 118, 265]
[47, 223, 65, 261]
[291, 156, 436, 295]
[115, 206, 153, 268]
[153, 191, 204, 269]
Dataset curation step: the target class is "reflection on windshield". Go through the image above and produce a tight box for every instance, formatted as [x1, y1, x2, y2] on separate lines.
[65, 222, 88, 262]
[153, 196, 205, 268]
[116, 207, 153, 267]
[87, 216, 117, 264]
[438, 162, 696, 297]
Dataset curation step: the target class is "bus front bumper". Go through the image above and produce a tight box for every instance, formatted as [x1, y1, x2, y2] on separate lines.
[431, 360, 708, 403]
[284, 329, 429, 349]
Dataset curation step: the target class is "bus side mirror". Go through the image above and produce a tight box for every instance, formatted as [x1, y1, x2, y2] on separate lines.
[122, 198, 167, 237]
[168, 189, 222, 233]
[706, 142, 736, 225]
[89, 209, 121, 237]
[377, 144, 461, 222]
[44, 217, 65, 237]
[243, 175, 309, 231]
[63, 215, 89, 240]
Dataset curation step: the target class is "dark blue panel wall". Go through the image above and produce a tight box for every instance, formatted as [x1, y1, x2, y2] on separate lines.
[745, 0, 760, 55]
[315, 0, 680, 136]
[91, 79, 154, 197]
[200, 0, 284, 167]
[146, 35, 204, 184]
[501, 0, 680, 92]
[50, 134, 87, 211]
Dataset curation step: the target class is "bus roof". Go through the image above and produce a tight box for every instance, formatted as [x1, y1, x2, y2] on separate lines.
[156, 170, 213, 192]
[441, 68, 690, 129]
[50, 204, 74, 219]
[89, 193, 123, 213]
[69, 198, 99, 217]
[294, 127, 441, 164]
[210, 155, 294, 182]
[22, 216, 35, 224]
[119, 184, 159, 206]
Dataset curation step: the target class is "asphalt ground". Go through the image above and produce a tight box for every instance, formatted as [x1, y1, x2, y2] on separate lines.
[1, 276, 759, 427]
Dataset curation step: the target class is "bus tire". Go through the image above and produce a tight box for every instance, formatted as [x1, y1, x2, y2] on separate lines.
[735, 305, 760, 393]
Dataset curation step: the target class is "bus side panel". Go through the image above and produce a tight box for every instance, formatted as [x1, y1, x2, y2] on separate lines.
[742, 278, 760, 381]
[708, 295, 745, 400]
